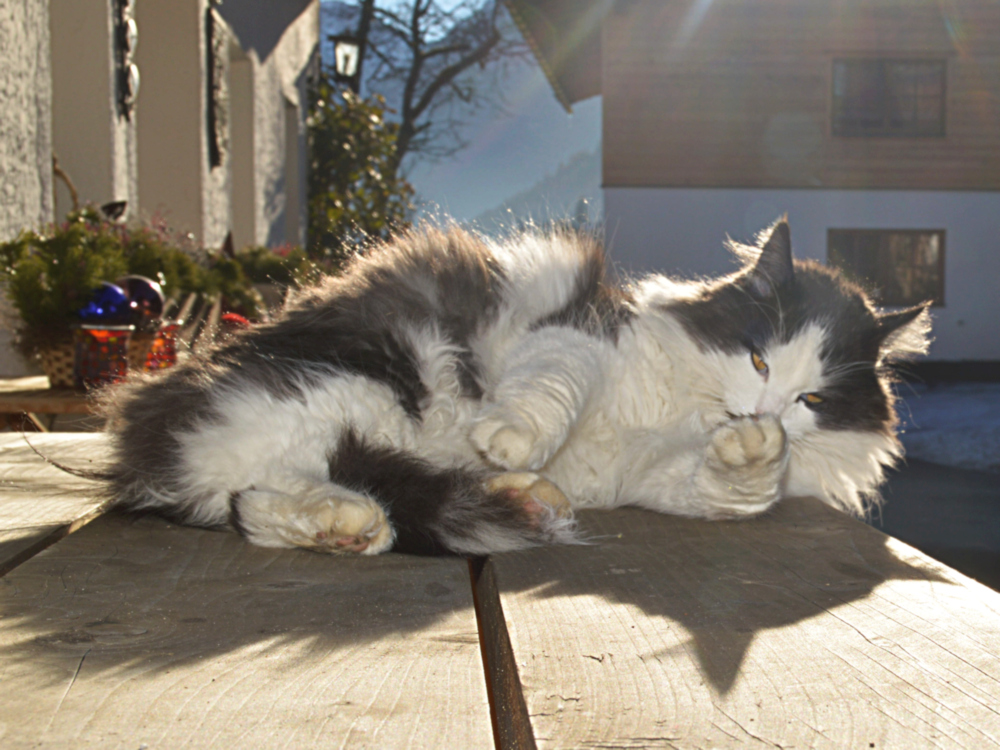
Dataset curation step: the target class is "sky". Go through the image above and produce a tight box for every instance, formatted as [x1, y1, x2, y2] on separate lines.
[405, 60, 602, 221]
[320, 1, 602, 222]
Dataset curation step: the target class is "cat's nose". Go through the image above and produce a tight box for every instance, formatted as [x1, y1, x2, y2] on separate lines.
[754, 396, 783, 416]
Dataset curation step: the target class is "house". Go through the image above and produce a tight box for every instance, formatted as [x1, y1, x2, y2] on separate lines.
[0, 0, 318, 375]
[507, 0, 1000, 364]
[46, 0, 318, 249]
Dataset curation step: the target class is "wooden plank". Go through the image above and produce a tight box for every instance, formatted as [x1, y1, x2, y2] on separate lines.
[0, 513, 493, 749]
[0, 376, 92, 416]
[488, 497, 1000, 748]
[0, 433, 108, 574]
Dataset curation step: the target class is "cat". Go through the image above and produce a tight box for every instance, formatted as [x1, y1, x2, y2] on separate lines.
[100, 218, 931, 556]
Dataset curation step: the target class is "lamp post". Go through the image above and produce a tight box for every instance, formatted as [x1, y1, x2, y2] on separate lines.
[329, 35, 361, 93]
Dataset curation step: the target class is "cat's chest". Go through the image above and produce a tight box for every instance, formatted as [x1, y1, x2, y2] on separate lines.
[547, 402, 712, 506]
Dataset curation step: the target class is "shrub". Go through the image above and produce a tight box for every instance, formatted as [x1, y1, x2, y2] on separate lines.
[0, 208, 263, 356]
[307, 85, 414, 266]
[235, 244, 316, 286]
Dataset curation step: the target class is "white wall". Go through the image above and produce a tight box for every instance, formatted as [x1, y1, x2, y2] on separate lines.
[252, 6, 316, 247]
[220, 0, 316, 248]
[604, 187, 1000, 361]
[50, 0, 137, 220]
[229, 48, 255, 249]
[134, 0, 206, 241]
[131, 0, 316, 250]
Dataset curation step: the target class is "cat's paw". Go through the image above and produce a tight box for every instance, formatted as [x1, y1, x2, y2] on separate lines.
[486, 472, 573, 521]
[710, 414, 787, 470]
[234, 485, 395, 555]
[471, 412, 548, 470]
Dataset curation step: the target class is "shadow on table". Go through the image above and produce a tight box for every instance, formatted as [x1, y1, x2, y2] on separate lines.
[0, 497, 957, 697]
[0, 513, 479, 687]
[490, 497, 955, 694]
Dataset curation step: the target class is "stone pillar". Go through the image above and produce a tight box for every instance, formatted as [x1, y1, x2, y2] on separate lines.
[0, 0, 53, 241]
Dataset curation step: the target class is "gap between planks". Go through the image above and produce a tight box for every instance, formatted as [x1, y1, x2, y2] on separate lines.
[0, 472, 538, 750]
[470, 556, 538, 750]
[0, 501, 541, 749]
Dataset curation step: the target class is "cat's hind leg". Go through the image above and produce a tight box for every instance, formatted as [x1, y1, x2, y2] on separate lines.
[228, 431, 580, 557]
[230, 483, 395, 555]
[328, 430, 579, 556]
[485, 471, 573, 520]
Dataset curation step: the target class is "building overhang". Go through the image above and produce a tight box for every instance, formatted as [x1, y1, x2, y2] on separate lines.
[503, 0, 613, 112]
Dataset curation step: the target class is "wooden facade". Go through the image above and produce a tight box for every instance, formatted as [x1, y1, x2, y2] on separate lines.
[601, 0, 1000, 190]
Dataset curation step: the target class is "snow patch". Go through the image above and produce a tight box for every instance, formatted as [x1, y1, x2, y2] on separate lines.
[896, 383, 1000, 473]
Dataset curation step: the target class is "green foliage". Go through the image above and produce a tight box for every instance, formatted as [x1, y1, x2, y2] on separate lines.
[0, 213, 129, 352]
[307, 78, 414, 266]
[235, 244, 316, 286]
[0, 208, 264, 355]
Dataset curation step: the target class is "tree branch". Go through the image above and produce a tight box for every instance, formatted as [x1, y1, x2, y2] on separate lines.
[410, 27, 500, 124]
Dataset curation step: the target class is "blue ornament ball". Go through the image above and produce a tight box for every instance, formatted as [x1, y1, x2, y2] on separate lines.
[78, 282, 136, 324]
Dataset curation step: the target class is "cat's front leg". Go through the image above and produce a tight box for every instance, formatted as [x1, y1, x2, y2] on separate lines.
[697, 414, 789, 518]
[470, 329, 605, 471]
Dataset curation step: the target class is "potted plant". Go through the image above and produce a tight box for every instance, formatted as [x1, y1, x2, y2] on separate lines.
[0, 209, 264, 386]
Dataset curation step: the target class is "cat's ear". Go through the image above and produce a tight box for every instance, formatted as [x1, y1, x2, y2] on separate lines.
[877, 303, 933, 362]
[747, 218, 794, 297]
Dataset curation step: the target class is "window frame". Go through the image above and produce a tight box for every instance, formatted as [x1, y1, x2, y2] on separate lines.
[831, 58, 947, 138]
[827, 228, 946, 307]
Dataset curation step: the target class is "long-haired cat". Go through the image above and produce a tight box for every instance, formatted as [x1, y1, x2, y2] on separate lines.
[101, 219, 931, 556]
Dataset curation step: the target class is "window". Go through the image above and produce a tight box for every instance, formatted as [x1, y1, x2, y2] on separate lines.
[828, 230, 944, 306]
[832, 59, 945, 137]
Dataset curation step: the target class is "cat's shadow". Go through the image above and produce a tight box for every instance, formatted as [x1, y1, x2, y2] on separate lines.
[489, 497, 955, 694]
[0, 498, 951, 697]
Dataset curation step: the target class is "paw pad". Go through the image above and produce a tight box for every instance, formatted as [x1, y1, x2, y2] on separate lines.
[486, 472, 573, 520]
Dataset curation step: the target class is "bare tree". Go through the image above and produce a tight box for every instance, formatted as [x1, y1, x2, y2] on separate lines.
[332, 0, 529, 175]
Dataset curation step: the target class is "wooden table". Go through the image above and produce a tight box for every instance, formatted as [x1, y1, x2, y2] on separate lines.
[1, 434, 999, 749]
[0, 376, 92, 431]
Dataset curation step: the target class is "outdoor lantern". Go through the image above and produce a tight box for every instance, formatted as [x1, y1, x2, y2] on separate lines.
[331, 35, 361, 91]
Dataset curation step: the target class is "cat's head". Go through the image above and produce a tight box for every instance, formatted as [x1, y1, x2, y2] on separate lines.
[668, 218, 932, 511]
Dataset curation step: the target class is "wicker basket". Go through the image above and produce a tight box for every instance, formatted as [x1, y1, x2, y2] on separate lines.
[37, 342, 76, 388]
[128, 332, 156, 372]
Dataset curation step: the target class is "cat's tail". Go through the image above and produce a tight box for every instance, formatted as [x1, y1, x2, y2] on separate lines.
[327, 430, 581, 556]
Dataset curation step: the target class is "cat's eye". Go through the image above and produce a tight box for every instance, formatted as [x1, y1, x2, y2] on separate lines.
[751, 351, 768, 375]
[798, 393, 824, 406]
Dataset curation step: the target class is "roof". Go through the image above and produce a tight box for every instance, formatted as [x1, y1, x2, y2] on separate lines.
[503, 0, 613, 112]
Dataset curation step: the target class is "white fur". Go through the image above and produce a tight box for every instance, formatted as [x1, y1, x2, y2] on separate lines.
[147, 232, 920, 552]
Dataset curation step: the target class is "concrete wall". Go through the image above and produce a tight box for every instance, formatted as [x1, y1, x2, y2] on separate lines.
[219, 0, 317, 247]
[229, 46, 255, 249]
[0, 0, 53, 376]
[249, 3, 316, 247]
[134, 0, 231, 247]
[50, 0, 137, 220]
[604, 187, 1000, 362]
[0, 0, 53, 242]
[133, 0, 319, 250]
[134, 0, 203, 239]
